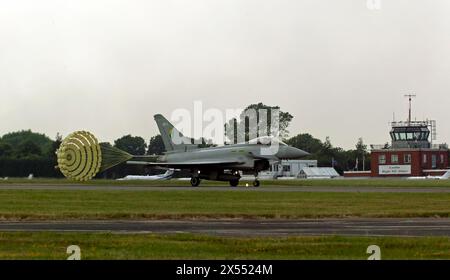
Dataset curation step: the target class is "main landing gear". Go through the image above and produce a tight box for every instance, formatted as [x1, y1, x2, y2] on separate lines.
[190, 176, 201, 187]
[189, 171, 260, 187]
[229, 177, 260, 187]
[229, 179, 239, 187]
[230, 179, 259, 187]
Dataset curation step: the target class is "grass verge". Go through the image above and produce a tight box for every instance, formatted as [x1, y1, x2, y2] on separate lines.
[0, 190, 450, 219]
[0, 232, 449, 260]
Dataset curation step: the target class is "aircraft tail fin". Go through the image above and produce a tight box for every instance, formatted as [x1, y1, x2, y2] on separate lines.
[154, 114, 196, 151]
[441, 170, 450, 180]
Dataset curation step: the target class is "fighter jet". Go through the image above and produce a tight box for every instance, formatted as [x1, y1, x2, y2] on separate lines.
[128, 114, 309, 187]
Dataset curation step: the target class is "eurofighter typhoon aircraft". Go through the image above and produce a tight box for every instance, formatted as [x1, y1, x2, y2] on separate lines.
[127, 115, 309, 187]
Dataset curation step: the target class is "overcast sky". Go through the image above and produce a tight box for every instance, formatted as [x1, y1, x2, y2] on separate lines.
[1, 0, 449, 149]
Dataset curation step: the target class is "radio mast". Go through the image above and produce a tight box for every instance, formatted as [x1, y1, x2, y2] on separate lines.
[404, 94, 416, 125]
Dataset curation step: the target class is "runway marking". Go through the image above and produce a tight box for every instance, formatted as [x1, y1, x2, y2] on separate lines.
[2, 184, 450, 193]
[1, 218, 450, 237]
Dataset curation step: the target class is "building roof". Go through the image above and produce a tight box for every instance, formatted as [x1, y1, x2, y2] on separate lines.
[299, 167, 340, 178]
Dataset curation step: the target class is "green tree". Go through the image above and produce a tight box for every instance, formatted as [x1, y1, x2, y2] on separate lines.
[286, 134, 351, 174]
[114, 135, 147, 155]
[356, 138, 367, 154]
[286, 133, 323, 154]
[354, 137, 369, 171]
[225, 103, 293, 143]
[0, 130, 53, 156]
[0, 142, 13, 158]
[17, 140, 42, 158]
[50, 133, 63, 165]
[147, 135, 165, 155]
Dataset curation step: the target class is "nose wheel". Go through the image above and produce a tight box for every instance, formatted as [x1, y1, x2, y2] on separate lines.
[190, 177, 201, 187]
[252, 171, 261, 187]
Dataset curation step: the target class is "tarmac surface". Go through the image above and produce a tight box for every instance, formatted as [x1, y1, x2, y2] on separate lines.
[1, 184, 450, 237]
[1, 218, 450, 237]
[2, 184, 450, 193]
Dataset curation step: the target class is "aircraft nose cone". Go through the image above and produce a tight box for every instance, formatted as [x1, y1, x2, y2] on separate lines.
[290, 147, 310, 158]
[276, 146, 310, 159]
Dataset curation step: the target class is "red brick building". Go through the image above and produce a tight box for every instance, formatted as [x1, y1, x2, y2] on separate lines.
[345, 120, 449, 178]
[371, 148, 449, 177]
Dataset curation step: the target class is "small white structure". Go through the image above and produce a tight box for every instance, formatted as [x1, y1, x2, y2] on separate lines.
[298, 167, 340, 179]
[259, 160, 318, 178]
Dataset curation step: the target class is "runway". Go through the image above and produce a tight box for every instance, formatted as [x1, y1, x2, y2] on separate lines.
[1, 218, 450, 237]
[2, 184, 450, 193]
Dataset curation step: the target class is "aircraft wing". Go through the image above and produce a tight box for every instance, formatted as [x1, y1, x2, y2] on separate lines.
[127, 159, 244, 167]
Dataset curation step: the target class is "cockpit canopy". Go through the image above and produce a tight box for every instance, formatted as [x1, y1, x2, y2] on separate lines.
[248, 136, 288, 146]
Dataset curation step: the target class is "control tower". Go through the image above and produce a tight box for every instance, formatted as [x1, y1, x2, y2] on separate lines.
[390, 95, 435, 149]
[369, 95, 449, 177]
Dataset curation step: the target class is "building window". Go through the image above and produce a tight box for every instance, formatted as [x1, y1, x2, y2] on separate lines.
[432, 154, 437, 169]
[391, 154, 399, 164]
[379, 154, 386, 165]
[283, 165, 291, 172]
[404, 154, 412, 164]
[441, 154, 445, 164]
[423, 154, 427, 164]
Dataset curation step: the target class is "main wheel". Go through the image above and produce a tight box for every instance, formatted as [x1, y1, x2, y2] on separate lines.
[253, 180, 260, 187]
[229, 179, 239, 187]
[190, 177, 201, 187]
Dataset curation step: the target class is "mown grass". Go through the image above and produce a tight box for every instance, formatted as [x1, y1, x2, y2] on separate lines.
[0, 232, 449, 260]
[2, 177, 450, 188]
[0, 190, 450, 220]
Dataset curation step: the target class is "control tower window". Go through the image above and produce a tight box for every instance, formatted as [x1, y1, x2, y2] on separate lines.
[379, 154, 386, 165]
[404, 154, 412, 164]
[432, 155, 437, 169]
[391, 154, 399, 164]
[393, 132, 429, 141]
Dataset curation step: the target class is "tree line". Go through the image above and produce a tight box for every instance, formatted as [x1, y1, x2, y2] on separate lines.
[0, 103, 370, 178]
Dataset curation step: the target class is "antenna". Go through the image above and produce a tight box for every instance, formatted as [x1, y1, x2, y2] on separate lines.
[404, 94, 416, 125]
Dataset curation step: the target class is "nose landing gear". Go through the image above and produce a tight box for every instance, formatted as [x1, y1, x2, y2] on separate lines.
[251, 171, 261, 187]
